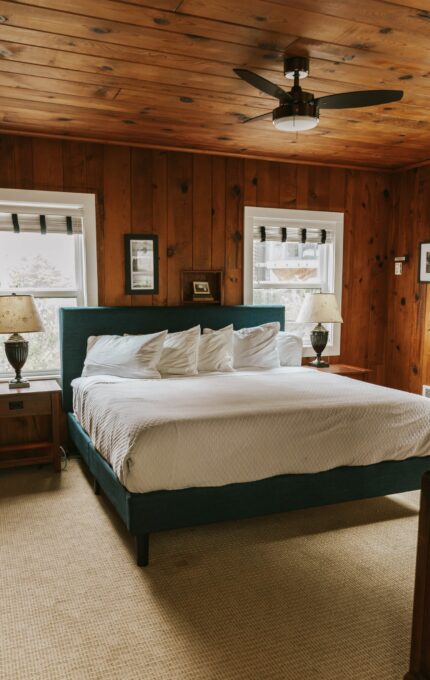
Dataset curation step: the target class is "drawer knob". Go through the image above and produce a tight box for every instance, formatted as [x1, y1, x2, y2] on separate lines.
[8, 400, 24, 410]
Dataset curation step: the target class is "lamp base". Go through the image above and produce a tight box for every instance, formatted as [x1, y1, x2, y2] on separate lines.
[309, 357, 330, 368]
[309, 323, 329, 369]
[4, 333, 30, 389]
[8, 378, 30, 389]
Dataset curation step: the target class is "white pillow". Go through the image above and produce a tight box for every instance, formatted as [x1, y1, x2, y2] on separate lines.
[278, 332, 303, 367]
[199, 325, 234, 373]
[82, 332, 167, 379]
[233, 322, 281, 369]
[158, 325, 201, 376]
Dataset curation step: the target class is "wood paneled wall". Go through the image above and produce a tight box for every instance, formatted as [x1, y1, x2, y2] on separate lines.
[385, 167, 430, 393]
[0, 135, 393, 383]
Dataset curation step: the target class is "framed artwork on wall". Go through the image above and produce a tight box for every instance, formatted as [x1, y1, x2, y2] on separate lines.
[418, 242, 430, 283]
[124, 234, 159, 295]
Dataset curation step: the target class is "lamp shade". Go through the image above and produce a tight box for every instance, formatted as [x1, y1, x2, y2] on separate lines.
[0, 294, 44, 333]
[296, 293, 343, 324]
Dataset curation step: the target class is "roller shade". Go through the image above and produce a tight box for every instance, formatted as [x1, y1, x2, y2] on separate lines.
[253, 224, 333, 244]
[0, 201, 83, 234]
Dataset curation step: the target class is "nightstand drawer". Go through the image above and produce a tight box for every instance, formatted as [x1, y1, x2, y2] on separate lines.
[0, 392, 51, 417]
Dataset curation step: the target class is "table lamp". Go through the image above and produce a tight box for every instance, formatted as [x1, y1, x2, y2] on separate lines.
[296, 293, 343, 367]
[0, 294, 44, 388]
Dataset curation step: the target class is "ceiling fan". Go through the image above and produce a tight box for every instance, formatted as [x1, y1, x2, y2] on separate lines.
[234, 56, 403, 132]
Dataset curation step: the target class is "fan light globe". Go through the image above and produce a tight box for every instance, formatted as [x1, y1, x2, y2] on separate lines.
[273, 115, 319, 132]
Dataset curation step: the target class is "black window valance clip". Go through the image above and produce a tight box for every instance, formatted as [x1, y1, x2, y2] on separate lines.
[12, 213, 20, 233]
[39, 214, 47, 235]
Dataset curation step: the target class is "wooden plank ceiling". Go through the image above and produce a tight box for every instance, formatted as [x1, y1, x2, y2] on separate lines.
[0, 0, 429, 169]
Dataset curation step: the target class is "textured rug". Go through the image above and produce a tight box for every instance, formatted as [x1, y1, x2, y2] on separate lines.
[0, 459, 420, 680]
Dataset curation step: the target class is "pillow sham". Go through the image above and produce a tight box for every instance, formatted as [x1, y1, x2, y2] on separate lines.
[82, 331, 167, 379]
[157, 325, 201, 376]
[277, 332, 303, 367]
[233, 322, 280, 369]
[199, 324, 234, 373]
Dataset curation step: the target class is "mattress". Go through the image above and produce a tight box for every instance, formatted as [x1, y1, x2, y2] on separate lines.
[72, 368, 430, 493]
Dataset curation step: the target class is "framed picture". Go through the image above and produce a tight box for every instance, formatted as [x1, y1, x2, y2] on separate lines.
[193, 281, 211, 295]
[419, 242, 430, 283]
[124, 234, 159, 295]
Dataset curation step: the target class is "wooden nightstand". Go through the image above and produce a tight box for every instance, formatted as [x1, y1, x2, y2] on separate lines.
[0, 380, 62, 472]
[308, 364, 371, 380]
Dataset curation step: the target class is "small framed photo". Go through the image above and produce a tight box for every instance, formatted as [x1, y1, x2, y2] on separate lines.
[419, 242, 430, 283]
[193, 281, 211, 295]
[124, 234, 158, 294]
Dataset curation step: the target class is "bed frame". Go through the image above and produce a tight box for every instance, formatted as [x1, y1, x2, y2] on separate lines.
[61, 305, 430, 567]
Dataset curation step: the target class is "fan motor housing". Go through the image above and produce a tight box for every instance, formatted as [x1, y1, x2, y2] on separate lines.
[273, 99, 319, 121]
[284, 56, 310, 79]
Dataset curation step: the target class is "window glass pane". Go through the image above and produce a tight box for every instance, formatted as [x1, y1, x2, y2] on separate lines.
[253, 241, 322, 286]
[0, 232, 78, 290]
[0, 298, 77, 374]
[253, 286, 321, 345]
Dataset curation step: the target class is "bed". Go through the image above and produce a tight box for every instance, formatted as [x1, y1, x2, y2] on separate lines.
[61, 305, 430, 566]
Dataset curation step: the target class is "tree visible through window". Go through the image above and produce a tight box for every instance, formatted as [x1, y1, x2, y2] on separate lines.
[0, 232, 84, 376]
[252, 240, 331, 344]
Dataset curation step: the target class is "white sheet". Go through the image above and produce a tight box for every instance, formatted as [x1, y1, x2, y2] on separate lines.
[72, 368, 430, 493]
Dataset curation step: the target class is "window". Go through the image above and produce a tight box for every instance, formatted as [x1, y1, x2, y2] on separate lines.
[0, 189, 97, 377]
[244, 207, 344, 357]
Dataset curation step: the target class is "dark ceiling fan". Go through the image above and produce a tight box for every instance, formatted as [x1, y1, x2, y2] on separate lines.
[234, 56, 403, 132]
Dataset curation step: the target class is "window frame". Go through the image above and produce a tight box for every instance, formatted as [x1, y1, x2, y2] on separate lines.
[244, 206, 344, 357]
[0, 189, 97, 378]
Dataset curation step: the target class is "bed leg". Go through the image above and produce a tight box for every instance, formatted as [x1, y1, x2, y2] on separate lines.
[136, 534, 149, 567]
[93, 478, 101, 495]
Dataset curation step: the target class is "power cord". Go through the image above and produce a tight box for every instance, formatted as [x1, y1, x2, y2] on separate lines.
[60, 445, 68, 471]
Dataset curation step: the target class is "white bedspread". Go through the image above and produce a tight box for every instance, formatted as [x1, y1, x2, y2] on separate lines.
[72, 368, 430, 493]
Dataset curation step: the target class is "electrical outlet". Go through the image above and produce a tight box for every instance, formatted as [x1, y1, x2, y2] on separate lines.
[395, 261, 402, 276]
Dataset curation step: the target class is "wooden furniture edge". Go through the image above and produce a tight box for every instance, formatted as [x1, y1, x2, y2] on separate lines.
[0, 380, 62, 471]
[307, 364, 372, 375]
[0, 379, 61, 394]
[405, 471, 430, 680]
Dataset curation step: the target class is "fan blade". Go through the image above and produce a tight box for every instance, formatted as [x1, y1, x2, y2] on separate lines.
[234, 68, 292, 102]
[242, 111, 273, 124]
[315, 90, 403, 110]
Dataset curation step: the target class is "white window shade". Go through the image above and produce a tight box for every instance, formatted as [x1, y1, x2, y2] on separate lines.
[0, 201, 83, 234]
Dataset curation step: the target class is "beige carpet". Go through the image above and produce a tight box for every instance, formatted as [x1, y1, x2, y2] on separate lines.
[0, 459, 420, 680]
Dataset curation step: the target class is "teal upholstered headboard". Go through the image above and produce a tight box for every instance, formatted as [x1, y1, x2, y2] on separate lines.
[59, 305, 285, 412]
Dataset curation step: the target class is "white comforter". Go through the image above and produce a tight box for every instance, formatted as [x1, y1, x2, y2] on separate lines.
[72, 368, 430, 493]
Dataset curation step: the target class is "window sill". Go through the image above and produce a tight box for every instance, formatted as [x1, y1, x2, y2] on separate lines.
[0, 373, 60, 383]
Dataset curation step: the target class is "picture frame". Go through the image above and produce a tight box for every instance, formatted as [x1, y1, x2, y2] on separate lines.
[124, 234, 159, 295]
[418, 242, 430, 283]
[193, 281, 211, 295]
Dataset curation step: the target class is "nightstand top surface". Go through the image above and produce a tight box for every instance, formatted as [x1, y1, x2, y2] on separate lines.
[310, 364, 371, 375]
[0, 379, 61, 396]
